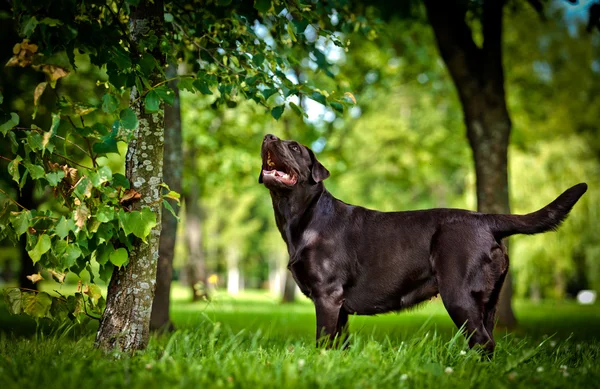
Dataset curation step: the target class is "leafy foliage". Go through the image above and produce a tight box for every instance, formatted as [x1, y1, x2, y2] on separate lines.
[0, 0, 371, 325]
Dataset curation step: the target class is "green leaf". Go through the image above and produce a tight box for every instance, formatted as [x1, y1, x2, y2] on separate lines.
[262, 88, 278, 100]
[252, 53, 265, 67]
[102, 94, 119, 114]
[311, 92, 327, 105]
[55, 217, 75, 239]
[289, 102, 306, 118]
[99, 263, 114, 283]
[139, 53, 156, 76]
[28, 235, 51, 264]
[155, 85, 175, 105]
[96, 206, 115, 223]
[163, 199, 180, 221]
[10, 210, 31, 236]
[90, 166, 112, 187]
[22, 291, 52, 319]
[254, 0, 271, 13]
[74, 177, 93, 199]
[164, 13, 174, 22]
[93, 136, 119, 155]
[50, 298, 69, 321]
[23, 162, 45, 180]
[145, 90, 160, 113]
[177, 78, 195, 92]
[271, 105, 285, 120]
[110, 247, 128, 267]
[38, 17, 63, 27]
[62, 244, 82, 268]
[4, 288, 22, 314]
[193, 80, 213, 95]
[330, 102, 344, 114]
[119, 108, 138, 130]
[112, 173, 130, 189]
[26, 132, 43, 151]
[46, 170, 65, 186]
[8, 155, 22, 184]
[287, 22, 297, 42]
[21, 16, 39, 36]
[0, 91, 3, 104]
[0, 112, 19, 136]
[96, 223, 114, 244]
[118, 208, 157, 241]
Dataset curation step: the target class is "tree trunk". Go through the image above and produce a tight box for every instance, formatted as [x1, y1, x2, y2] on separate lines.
[226, 247, 241, 295]
[184, 191, 209, 301]
[95, 1, 165, 351]
[150, 64, 182, 332]
[424, 0, 517, 328]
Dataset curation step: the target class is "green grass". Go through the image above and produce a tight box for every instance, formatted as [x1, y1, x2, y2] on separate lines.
[1, 285, 600, 388]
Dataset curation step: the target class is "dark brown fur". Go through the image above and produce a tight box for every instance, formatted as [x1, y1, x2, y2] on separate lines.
[259, 134, 587, 354]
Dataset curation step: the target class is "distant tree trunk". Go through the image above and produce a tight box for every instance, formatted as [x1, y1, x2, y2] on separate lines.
[184, 190, 209, 301]
[150, 63, 182, 332]
[226, 247, 241, 295]
[282, 271, 297, 303]
[95, 1, 165, 351]
[424, 0, 517, 328]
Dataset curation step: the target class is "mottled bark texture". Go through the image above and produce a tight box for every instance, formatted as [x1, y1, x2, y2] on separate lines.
[424, 0, 517, 328]
[95, 0, 165, 351]
[150, 64, 182, 332]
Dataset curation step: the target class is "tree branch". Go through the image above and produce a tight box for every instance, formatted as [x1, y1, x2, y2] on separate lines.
[423, 0, 482, 99]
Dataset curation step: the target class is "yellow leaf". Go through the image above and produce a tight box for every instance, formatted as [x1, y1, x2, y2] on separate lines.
[74, 205, 90, 229]
[26, 272, 44, 284]
[34, 82, 47, 106]
[48, 269, 66, 283]
[5, 57, 20, 67]
[119, 188, 142, 205]
[40, 65, 69, 88]
[42, 131, 52, 148]
[12, 43, 21, 55]
[344, 92, 357, 105]
[62, 165, 78, 184]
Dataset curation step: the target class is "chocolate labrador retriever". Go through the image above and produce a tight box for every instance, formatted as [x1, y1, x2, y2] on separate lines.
[259, 134, 587, 353]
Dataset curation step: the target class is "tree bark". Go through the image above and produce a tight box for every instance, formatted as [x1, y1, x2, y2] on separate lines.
[150, 64, 182, 332]
[95, 1, 165, 351]
[424, 0, 517, 328]
[184, 190, 209, 301]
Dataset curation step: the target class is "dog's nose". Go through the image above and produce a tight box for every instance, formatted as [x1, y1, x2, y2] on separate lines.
[264, 134, 279, 142]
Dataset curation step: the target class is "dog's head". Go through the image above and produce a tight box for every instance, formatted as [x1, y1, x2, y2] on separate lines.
[259, 134, 330, 191]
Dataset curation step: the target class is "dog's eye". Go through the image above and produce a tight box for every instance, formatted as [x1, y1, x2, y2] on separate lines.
[290, 144, 300, 152]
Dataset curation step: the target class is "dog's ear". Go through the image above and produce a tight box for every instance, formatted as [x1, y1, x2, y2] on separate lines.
[307, 148, 330, 183]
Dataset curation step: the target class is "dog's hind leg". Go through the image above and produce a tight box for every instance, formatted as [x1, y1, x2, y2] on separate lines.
[431, 229, 498, 355]
[483, 246, 509, 339]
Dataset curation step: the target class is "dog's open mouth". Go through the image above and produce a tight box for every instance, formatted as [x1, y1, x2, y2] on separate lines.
[262, 151, 298, 186]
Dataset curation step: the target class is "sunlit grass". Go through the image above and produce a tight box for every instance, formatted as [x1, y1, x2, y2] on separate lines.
[1, 285, 600, 388]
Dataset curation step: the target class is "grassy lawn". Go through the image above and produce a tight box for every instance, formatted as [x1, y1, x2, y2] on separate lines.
[1, 284, 600, 388]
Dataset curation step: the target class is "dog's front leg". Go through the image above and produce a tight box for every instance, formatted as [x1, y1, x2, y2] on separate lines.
[314, 292, 344, 348]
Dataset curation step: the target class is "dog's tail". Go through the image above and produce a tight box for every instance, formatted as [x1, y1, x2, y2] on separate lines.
[488, 183, 587, 240]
